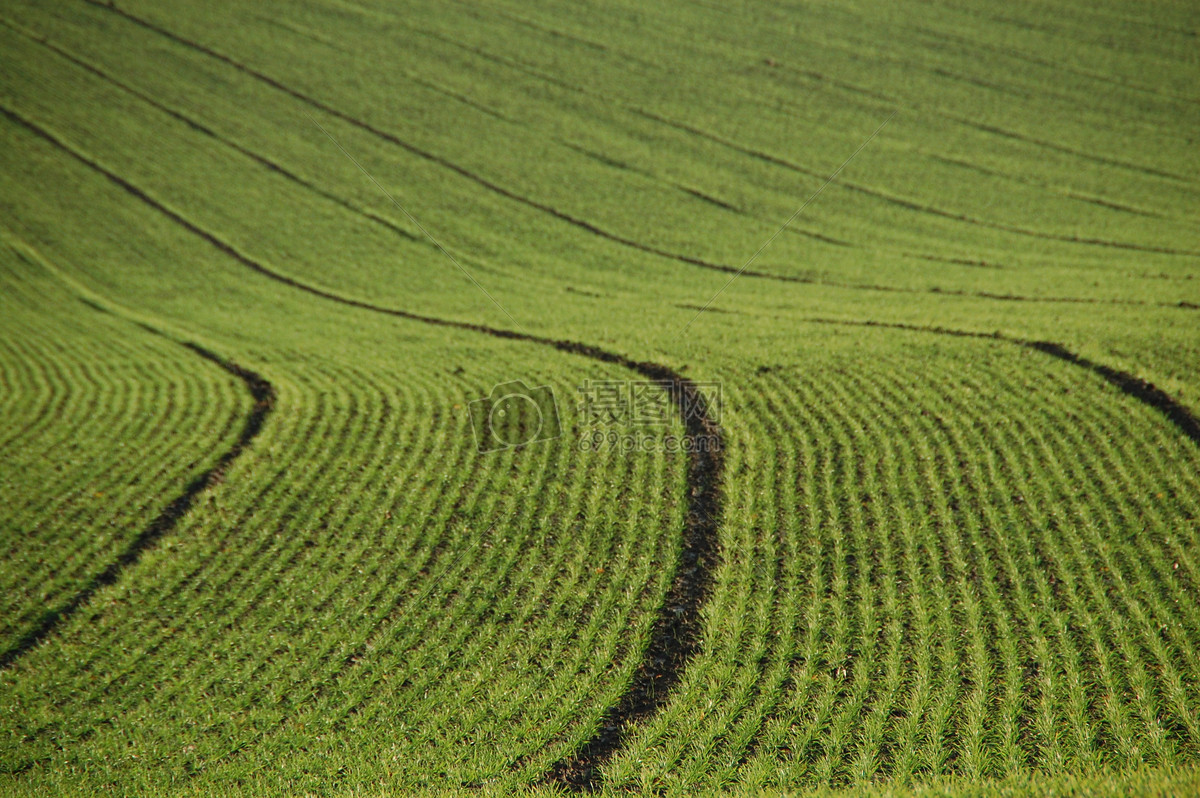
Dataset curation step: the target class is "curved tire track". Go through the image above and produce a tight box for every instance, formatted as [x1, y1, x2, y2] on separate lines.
[806, 317, 1200, 447]
[0, 300, 274, 671]
[65, 3, 1197, 311]
[2, 101, 724, 790]
[904, 22, 1200, 111]
[729, 316, 1200, 770]
[0, 18, 422, 247]
[392, 1, 1200, 192]
[631, 109, 1200, 258]
[338, 4, 1200, 235]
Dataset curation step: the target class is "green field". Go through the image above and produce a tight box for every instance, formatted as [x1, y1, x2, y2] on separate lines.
[2, 0, 1199, 795]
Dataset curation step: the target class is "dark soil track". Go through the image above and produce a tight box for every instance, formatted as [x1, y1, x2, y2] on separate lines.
[1, 102, 724, 790]
[0, 306, 275, 671]
[43, 5, 1198, 311]
[807, 317, 1200, 448]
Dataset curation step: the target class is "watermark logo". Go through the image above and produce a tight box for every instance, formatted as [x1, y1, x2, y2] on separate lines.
[578, 429, 720, 453]
[468, 378, 720, 453]
[577, 379, 721, 452]
[468, 380, 562, 452]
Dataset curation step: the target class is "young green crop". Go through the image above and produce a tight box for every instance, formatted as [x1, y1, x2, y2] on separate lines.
[1, 0, 1198, 795]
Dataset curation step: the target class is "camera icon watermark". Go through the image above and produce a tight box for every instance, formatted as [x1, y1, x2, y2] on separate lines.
[468, 380, 562, 453]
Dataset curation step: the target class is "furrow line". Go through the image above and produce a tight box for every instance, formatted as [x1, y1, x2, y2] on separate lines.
[384, 0, 1200, 190]
[0, 311, 273, 671]
[19, 372, 349, 734]
[632, 109, 1200, 258]
[926, 152, 1166, 220]
[0, 17, 423, 247]
[0, 312, 244, 583]
[59, 4, 1196, 310]
[0, 96, 724, 791]
[905, 22, 1200, 109]
[786, 321, 1200, 770]
[70, 2, 747, 271]
[803, 319, 1200, 450]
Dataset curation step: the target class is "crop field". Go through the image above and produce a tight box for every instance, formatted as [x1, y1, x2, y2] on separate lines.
[1, 0, 1199, 795]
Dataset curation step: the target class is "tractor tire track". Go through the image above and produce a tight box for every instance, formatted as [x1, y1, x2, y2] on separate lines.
[906, 22, 1200, 110]
[777, 28, 1196, 186]
[734, 317, 1200, 774]
[251, 11, 524, 126]
[941, 112, 1198, 189]
[632, 109, 1200, 258]
[416, 0, 1200, 190]
[2, 100, 723, 792]
[909, 4, 1200, 102]
[804, 318, 1200, 448]
[351, 5, 1200, 219]
[11, 367, 383, 750]
[926, 152, 1167, 220]
[0, 18, 422, 248]
[73, 1, 747, 270]
[0, 298, 274, 671]
[67, 2, 1198, 310]
[707, 5, 1200, 188]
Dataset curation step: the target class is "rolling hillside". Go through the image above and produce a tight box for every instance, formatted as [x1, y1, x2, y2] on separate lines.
[1, 0, 1198, 794]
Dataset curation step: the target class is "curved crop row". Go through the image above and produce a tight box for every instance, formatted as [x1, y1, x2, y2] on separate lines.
[606, 328, 1200, 791]
[0, 254, 698, 793]
[1, 0, 1198, 794]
